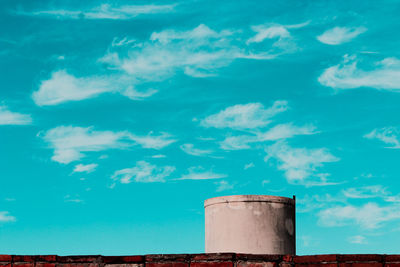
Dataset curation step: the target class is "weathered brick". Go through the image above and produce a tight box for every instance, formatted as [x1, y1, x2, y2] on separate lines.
[279, 263, 293, 267]
[36, 256, 58, 262]
[294, 255, 337, 263]
[385, 264, 400, 267]
[190, 262, 233, 267]
[146, 255, 190, 263]
[192, 254, 235, 261]
[338, 263, 382, 267]
[237, 260, 276, 267]
[57, 256, 100, 263]
[103, 256, 144, 264]
[236, 255, 281, 262]
[338, 255, 383, 262]
[146, 263, 188, 267]
[297, 264, 337, 267]
[0, 264, 11, 267]
[386, 255, 400, 263]
[13, 263, 34, 267]
[104, 264, 143, 267]
[0, 256, 12, 262]
[55, 264, 87, 267]
[13, 256, 36, 262]
[35, 263, 56, 267]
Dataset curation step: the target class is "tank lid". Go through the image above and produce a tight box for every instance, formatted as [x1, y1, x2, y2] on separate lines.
[204, 194, 295, 207]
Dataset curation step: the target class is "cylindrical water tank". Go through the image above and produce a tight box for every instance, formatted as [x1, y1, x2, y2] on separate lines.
[204, 195, 295, 254]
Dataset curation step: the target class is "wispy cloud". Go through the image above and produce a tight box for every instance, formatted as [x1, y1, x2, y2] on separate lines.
[41, 126, 175, 164]
[246, 22, 308, 53]
[317, 26, 366, 45]
[318, 202, 400, 229]
[73, 163, 98, 173]
[343, 185, 389, 199]
[348, 235, 367, 244]
[176, 167, 227, 180]
[180, 143, 213, 157]
[64, 194, 83, 203]
[215, 180, 234, 192]
[0, 211, 16, 222]
[244, 162, 255, 170]
[0, 105, 32, 125]
[15, 3, 176, 20]
[33, 70, 157, 106]
[111, 161, 175, 183]
[364, 127, 400, 148]
[219, 123, 316, 150]
[319, 55, 400, 90]
[128, 132, 176, 149]
[265, 141, 339, 184]
[201, 101, 288, 130]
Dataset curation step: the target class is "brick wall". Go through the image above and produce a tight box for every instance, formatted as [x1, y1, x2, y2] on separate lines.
[1, 254, 400, 267]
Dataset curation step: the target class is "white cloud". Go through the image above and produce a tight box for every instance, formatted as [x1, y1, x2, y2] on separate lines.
[244, 162, 255, 170]
[176, 166, 227, 180]
[364, 127, 400, 148]
[16, 4, 176, 20]
[42, 126, 175, 164]
[215, 180, 234, 192]
[151, 154, 166, 158]
[64, 194, 83, 203]
[256, 123, 316, 141]
[180, 143, 213, 156]
[343, 185, 389, 199]
[247, 25, 290, 44]
[128, 132, 176, 149]
[73, 163, 98, 173]
[0, 211, 16, 222]
[33, 70, 157, 106]
[246, 22, 309, 51]
[111, 160, 175, 183]
[219, 123, 316, 150]
[201, 101, 288, 130]
[318, 55, 400, 90]
[318, 202, 400, 229]
[0, 105, 32, 125]
[317, 26, 366, 45]
[265, 141, 339, 184]
[348, 235, 367, 244]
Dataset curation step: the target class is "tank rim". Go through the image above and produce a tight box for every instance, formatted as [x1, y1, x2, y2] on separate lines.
[204, 194, 295, 207]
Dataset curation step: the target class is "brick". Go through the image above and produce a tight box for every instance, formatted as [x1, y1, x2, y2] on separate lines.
[192, 254, 235, 261]
[236, 255, 281, 262]
[190, 262, 233, 267]
[146, 263, 188, 267]
[36, 256, 58, 262]
[57, 256, 100, 263]
[338, 263, 382, 267]
[35, 263, 56, 267]
[13, 263, 34, 267]
[386, 264, 400, 267]
[104, 264, 143, 267]
[237, 260, 277, 267]
[297, 264, 337, 267]
[338, 255, 383, 262]
[55, 264, 87, 267]
[146, 255, 189, 263]
[13, 256, 37, 262]
[0, 256, 12, 262]
[279, 264, 293, 267]
[294, 255, 337, 263]
[386, 255, 400, 262]
[282, 255, 293, 263]
[103, 256, 144, 264]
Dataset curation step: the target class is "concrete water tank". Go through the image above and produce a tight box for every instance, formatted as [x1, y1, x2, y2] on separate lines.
[204, 195, 295, 254]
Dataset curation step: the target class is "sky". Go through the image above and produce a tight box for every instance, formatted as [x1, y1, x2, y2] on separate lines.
[1, 0, 400, 256]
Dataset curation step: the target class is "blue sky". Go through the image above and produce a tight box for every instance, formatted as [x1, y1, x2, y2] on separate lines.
[1, 0, 400, 255]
